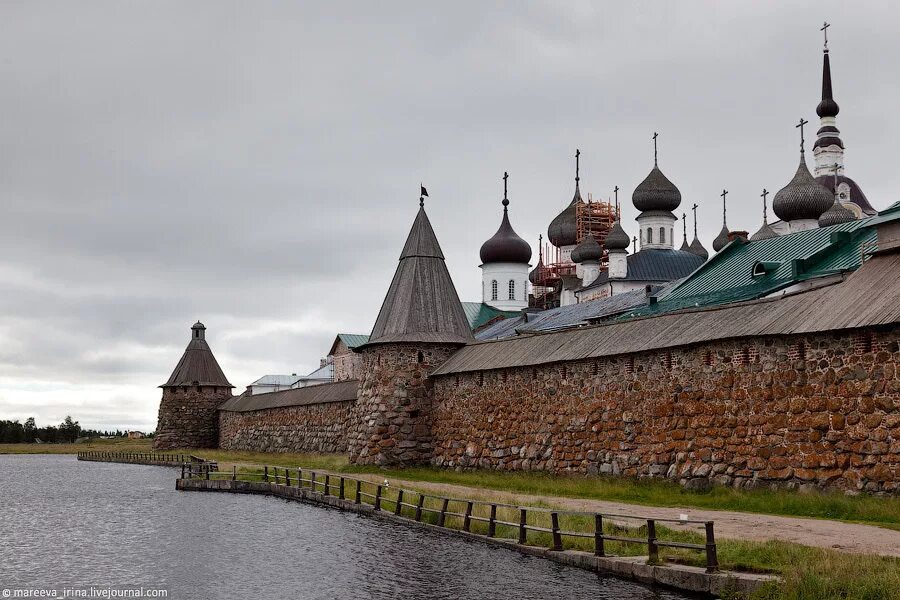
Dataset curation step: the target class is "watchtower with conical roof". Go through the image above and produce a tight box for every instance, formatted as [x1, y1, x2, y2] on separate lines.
[153, 321, 233, 450]
[348, 192, 473, 466]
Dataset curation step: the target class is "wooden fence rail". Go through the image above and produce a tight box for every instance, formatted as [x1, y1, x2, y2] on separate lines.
[181, 463, 718, 572]
[77, 450, 206, 465]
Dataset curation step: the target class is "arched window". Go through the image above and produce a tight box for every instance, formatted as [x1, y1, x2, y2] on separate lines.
[491, 280, 498, 301]
[659, 227, 665, 244]
[508, 279, 515, 300]
[647, 228, 653, 244]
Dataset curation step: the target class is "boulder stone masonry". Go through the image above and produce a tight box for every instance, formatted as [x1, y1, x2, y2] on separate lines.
[347, 343, 459, 466]
[219, 400, 352, 453]
[430, 326, 900, 493]
[154, 386, 232, 450]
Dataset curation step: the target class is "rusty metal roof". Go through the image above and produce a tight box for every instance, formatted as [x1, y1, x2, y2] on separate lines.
[432, 249, 900, 376]
[219, 379, 358, 412]
[362, 205, 474, 348]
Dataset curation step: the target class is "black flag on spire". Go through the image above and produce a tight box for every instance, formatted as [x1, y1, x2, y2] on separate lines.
[421, 185, 429, 198]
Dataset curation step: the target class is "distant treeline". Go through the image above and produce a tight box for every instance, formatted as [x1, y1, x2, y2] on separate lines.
[0, 417, 130, 444]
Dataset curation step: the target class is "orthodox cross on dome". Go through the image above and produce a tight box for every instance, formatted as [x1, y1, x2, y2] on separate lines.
[632, 235, 638, 253]
[652, 132, 659, 165]
[682, 212, 688, 243]
[720, 189, 728, 226]
[614, 185, 620, 216]
[796, 117, 809, 154]
[692, 203, 699, 237]
[538, 234, 543, 262]
[761, 188, 769, 223]
[419, 183, 429, 207]
[502, 171, 509, 209]
[821, 21, 830, 50]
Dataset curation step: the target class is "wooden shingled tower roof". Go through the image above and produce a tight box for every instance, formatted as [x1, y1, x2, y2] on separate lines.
[363, 204, 474, 348]
[160, 321, 233, 388]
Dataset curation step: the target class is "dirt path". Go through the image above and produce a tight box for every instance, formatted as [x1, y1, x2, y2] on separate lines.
[344, 473, 900, 558]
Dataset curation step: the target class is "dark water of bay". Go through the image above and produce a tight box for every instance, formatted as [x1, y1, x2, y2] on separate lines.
[0, 454, 693, 600]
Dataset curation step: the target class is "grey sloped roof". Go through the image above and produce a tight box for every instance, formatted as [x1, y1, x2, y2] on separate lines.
[363, 205, 474, 348]
[580, 249, 705, 291]
[250, 374, 302, 386]
[219, 379, 358, 412]
[432, 248, 900, 376]
[475, 287, 655, 341]
[161, 327, 232, 388]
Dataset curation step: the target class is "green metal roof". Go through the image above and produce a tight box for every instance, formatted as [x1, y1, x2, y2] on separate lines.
[461, 302, 520, 330]
[337, 333, 370, 349]
[621, 217, 878, 319]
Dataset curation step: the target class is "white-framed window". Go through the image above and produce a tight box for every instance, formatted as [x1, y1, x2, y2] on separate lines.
[491, 280, 498, 301]
[508, 279, 515, 300]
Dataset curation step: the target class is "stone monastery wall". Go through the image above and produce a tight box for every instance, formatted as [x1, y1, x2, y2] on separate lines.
[219, 400, 353, 454]
[430, 325, 900, 493]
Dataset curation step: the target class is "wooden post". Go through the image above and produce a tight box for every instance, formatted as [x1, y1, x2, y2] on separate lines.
[339, 477, 345, 500]
[415, 494, 424, 521]
[438, 498, 449, 527]
[285, 468, 291, 487]
[310, 472, 316, 492]
[550, 512, 562, 550]
[394, 490, 404, 516]
[264, 466, 268, 482]
[180, 464, 185, 479]
[232, 465, 236, 481]
[297, 468, 302, 488]
[488, 504, 497, 537]
[324, 474, 330, 496]
[705, 522, 719, 572]
[647, 519, 658, 564]
[594, 514, 605, 556]
[374, 485, 382, 511]
[463, 501, 473, 532]
[518, 508, 528, 544]
[355, 481, 362, 504]
[205, 464, 210, 481]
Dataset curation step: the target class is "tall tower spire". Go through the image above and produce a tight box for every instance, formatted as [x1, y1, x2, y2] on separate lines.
[813, 22, 844, 178]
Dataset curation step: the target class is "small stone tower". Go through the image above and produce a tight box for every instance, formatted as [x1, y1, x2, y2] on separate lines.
[153, 321, 233, 450]
[348, 195, 474, 466]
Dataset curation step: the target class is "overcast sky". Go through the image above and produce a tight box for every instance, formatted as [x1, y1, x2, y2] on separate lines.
[1, 1, 898, 431]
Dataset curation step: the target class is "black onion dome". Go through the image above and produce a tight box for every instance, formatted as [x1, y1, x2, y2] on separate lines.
[818, 200, 856, 227]
[570, 233, 602, 263]
[480, 209, 532, 264]
[772, 157, 834, 222]
[750, 223, 777, 241]
[712, 225, 731, 252]
[689, 237, 709, 260]
[529, 257, 552, 284]
[548, 185, 581, 247]
[632, 166, 681, 212]
[605, 220, 631, 251]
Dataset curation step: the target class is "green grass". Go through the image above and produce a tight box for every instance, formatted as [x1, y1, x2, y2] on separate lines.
[0, 438, 155, 454]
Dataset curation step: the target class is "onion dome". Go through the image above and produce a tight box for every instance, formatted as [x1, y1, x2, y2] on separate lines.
[528, 257, 546, 284]
[751, 223, 777, 241]
[571, 233, 602, 263]
[480, 174, 532, 264]
[606, 220, 630, 251]
[632, 165, 681, 212]
[712, 225, 730, 252]
[689, 236, 709, 260]
[751, 189, 778, 241]
[548, 150, 583, 247]
[818, 198, 856, 227]
[772, 153, 833, 222]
